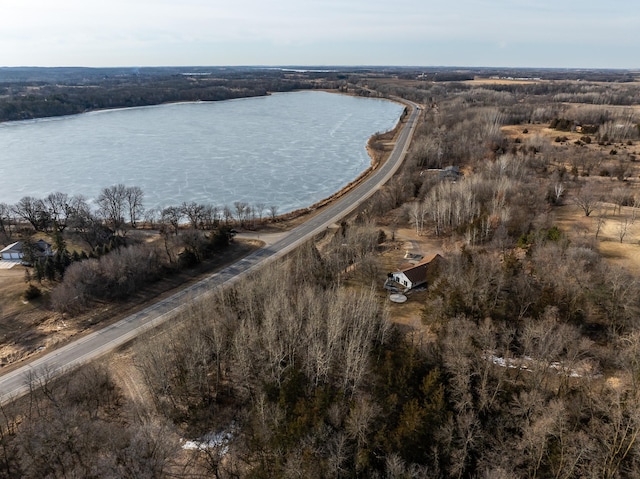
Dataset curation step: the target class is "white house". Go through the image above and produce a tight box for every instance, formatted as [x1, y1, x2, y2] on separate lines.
[389, 253, 443, 291]
[0, 240, 53, 261]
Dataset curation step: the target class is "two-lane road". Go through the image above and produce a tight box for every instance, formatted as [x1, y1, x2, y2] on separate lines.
[0, 98, 420, 405]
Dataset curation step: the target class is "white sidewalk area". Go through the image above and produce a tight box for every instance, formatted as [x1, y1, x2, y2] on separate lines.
[0, 260, 20, 269]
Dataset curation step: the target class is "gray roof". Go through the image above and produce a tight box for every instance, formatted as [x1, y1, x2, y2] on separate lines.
[0, 241, 22, 254]
[0, 240, 52, 255]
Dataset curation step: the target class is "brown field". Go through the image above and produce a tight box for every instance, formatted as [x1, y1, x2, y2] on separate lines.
[503, 122, 640, 152]
[553, 202, 640, 275]
[464, 77, 542, 85]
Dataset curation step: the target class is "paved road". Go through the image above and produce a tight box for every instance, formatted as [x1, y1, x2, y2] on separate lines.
[0, 98, 420, 405]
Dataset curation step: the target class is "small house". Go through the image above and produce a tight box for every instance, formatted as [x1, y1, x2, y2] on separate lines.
[0, 240, 53, 261]
[388, 253, 443, 291]
[0, 242, 22, 260]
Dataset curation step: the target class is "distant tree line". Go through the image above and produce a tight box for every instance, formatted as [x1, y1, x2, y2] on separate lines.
[0, 70, 338, 122]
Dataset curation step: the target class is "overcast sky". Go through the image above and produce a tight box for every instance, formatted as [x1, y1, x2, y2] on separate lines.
[1, 0, 638, 68]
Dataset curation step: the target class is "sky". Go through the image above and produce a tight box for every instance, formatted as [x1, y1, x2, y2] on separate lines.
[1, 0, 638, 69]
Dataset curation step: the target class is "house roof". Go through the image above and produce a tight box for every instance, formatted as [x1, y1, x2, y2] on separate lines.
[397, 253, 442, 285]
[0, 240, 52, 255]
[34, 239, 52, 252]
[0, 241, 22, 254]
[440, 165, 463, 180]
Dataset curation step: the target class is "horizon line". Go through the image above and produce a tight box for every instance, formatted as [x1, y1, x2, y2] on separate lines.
[1, 65, 639, 72]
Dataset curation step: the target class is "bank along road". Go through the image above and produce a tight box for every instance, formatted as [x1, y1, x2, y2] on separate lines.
[0, 99, 420, 405]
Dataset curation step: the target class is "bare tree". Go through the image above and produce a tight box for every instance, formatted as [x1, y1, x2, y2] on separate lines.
[407, 200, 427, 235]
[269, 204, 279, 221]
[573, 184, 599, 217]
[66, 196, 111, 248]
[255, 202, 266, 222]
[0, 202, 12, 239]
[553, 182, 565, 204]
[143, 207, 159, 229]
[222, 205, 233, 225]
[181, 201, 205, 229]
[201, 204, 219, 229]
[13, 196, 48, 231]
[0, 400, 19, 476]
[617, 218, 630, 243]
[43, 192, 70, 232]
[593, 210, 607, 240]
[160, 206, 183, 235]
[124, 185, 145, 228]
[591, 387, 640, 479]
[233, 201, 249, 226]
[96, 184, 128, 233]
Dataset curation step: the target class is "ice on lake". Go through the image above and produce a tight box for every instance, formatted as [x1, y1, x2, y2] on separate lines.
[0, 91, 405, 213]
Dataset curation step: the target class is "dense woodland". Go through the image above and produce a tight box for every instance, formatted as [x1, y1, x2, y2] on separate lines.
[1, 68, 640, 477]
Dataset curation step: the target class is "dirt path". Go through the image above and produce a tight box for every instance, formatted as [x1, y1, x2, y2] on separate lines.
[109, 351, 154, 421]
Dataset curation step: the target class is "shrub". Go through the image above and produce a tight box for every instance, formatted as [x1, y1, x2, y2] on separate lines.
[550, 118, 572, 131]
[50, 243, 164, 315]
[546, 225, 563, 241]
[23, 284, 42, 301]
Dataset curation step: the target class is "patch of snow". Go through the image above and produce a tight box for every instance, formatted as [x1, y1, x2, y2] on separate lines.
[181, 423, 235, 455]
[483, 352, 600, 378]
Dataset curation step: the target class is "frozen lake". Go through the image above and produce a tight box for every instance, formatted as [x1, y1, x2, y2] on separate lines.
[0, 91, 404, 213]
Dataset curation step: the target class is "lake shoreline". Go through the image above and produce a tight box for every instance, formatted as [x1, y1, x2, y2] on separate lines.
[0, 91, 406, 216]
[268, 95, 409, 226]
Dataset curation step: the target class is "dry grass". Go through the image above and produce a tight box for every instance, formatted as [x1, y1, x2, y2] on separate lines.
[503, 123, 640, 154]
[552, 203, 640, 274]
[465, 78, 542, 85]
[0, 267, 31, 317]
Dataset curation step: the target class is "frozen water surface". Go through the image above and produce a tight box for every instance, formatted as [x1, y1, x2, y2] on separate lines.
[0, 91, 404, 213]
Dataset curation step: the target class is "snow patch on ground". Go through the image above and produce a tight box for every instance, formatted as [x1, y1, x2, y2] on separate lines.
[181, 424, 235, 455]
[484, 353, 601, 378]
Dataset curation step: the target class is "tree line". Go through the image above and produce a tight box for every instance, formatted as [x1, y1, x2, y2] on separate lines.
[0, 68, 348, 123]
[1, 185, 271, 314]
[0, 185, 283, 246]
